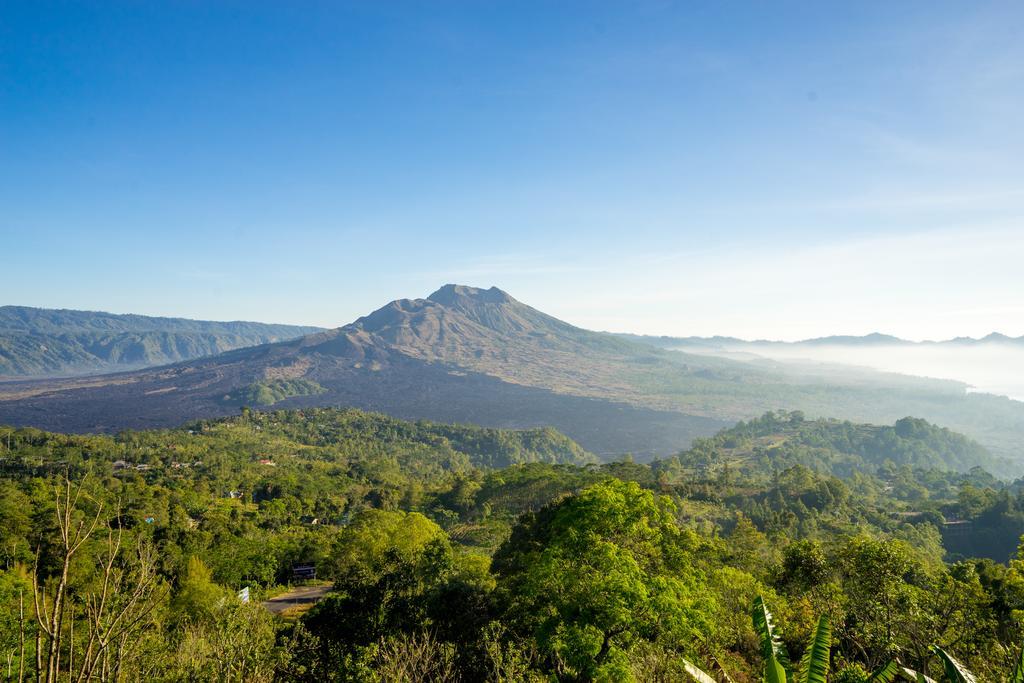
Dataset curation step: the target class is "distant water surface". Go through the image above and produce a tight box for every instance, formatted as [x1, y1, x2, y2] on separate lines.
[712, 343, 1024, 402]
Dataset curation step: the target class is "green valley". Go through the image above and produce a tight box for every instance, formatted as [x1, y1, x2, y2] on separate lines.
[1, 408, 1022, 681]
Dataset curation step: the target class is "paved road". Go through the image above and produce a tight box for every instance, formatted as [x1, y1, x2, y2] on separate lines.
[262, 584, 333, 615]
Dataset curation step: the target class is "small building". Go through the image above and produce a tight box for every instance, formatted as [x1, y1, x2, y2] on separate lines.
[258, 459, 276, 467]
[112, 460, 130, 470]
[292, 564, 316, 582]
[943, 519, 973, 539]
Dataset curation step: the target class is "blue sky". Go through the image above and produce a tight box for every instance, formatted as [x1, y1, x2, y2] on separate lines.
[2, 1, 1022, 339]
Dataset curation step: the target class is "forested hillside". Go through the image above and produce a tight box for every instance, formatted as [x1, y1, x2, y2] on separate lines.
[671, 411, 1003, 477]
[1, 408, 1022, 681]
[0, 305, 322, 376]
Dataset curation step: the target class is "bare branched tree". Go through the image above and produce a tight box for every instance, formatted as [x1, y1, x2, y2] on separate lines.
[175, 602, 278, 683]
[73, 531, 161, 682]
[29, 474, 163, 683]
[32, 476, 103, 683]
[19, 589, 27, 683]
[371, 631, 459, 682]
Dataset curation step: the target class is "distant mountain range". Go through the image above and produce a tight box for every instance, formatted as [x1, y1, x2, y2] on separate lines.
[618, 330, 1024, 349]
[1, 286, 1022, 474]
[0, 306, 323, 377]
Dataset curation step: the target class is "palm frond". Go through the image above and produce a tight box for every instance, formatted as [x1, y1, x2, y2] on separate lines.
[931, 646, 977, 683]
[751, 595, 791, 683]
[797, 614, 831, 683]
[865, 660, 899, 683]
[899, 665, 938, 683]
[1010, 640, 1024, 683]
[682, 658, 719, 683]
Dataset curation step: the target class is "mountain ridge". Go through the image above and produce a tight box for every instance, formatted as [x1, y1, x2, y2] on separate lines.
[1, 285, 1022, 473]
[618, 330, 1024, 348]
[0, 305, 323, 377]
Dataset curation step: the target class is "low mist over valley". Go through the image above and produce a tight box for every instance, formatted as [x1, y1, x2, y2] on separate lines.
[637, 334, 1024, 402]
[740, 341, 1024, 402]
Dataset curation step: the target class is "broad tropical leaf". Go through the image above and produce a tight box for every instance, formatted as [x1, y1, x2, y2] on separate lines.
[1011, 640, 1024, 683]
[931, 646, 977, 683]
[797, 614, 831, 683]
[683, 658, 719, 683]
[751, 595, 791, 683]
[710, 653, 736, 683]
[865, 660, 899, 683]
[899, 665, 938, 683]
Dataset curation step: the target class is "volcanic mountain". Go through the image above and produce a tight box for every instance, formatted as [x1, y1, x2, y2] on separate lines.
[1, 285, 1023, 468]
[0, 286, 732, 457]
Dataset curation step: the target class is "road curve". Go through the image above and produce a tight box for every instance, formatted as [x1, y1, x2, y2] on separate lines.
[261, 584, 333, 615]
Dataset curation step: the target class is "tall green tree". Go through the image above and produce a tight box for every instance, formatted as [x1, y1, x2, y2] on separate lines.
[493, 479, 713, 681]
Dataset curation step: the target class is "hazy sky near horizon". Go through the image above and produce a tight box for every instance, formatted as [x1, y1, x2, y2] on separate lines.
[2, 1, 1023, 340]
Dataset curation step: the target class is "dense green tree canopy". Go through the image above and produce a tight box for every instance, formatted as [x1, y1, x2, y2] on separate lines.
[493, 480, 712, 680]
[1, 408, 1022, 681]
